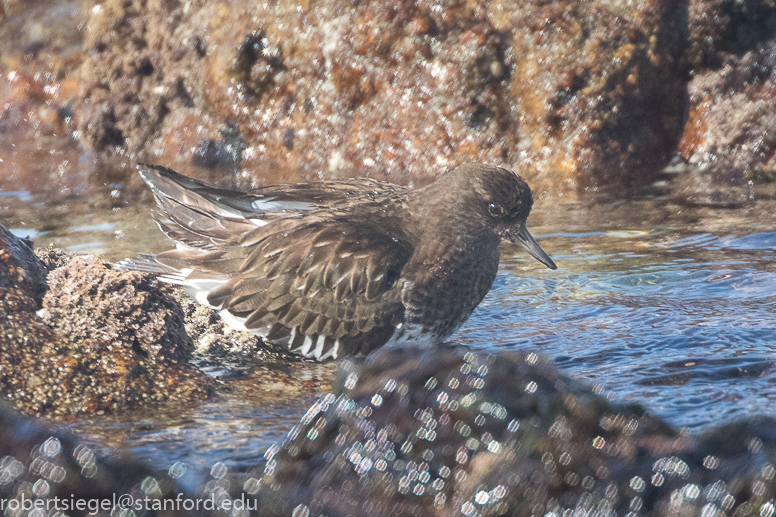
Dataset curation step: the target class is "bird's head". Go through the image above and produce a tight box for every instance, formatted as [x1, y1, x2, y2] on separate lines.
[449, 163, 557, 270]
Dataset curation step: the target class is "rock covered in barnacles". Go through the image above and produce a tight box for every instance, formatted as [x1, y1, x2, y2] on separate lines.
[0, 248, 215, 418]
[0, 287, 215, 418]
[253, 346, 776, 517]
[72, 0, 688, 196]
[40, 254, 191, 362]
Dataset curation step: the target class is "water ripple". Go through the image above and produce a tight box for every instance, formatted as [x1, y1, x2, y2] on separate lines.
[466, 227, 776, 429]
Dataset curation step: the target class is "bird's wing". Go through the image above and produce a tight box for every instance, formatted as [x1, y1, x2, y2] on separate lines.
[137, 164, 399, 251]
[154, 217, 414, 360]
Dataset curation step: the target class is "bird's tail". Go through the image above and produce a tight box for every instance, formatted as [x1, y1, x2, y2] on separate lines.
[137, 164, 262, 251]
[115, 252, 228, 309]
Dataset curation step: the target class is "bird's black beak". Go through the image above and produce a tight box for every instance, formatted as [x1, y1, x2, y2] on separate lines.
[506, 223, 557, 270]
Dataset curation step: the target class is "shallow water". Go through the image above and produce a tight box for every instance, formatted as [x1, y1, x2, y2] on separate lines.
[465, 201, 776, 430]
[2, 160, 776, 477]
[46, 377, 328, 489]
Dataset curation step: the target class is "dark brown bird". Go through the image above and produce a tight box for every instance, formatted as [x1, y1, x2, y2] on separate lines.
[121, 163, 556, 361]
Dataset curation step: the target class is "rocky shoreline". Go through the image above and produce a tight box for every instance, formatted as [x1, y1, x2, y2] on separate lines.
[3, 0, 776, 514]
[1, 223, 776, 515]
[0, 224, 307, 418]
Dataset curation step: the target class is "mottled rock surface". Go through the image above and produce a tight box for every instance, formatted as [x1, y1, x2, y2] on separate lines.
[0, 0, 85, 148]
[253, 347, 776, 517]
[677, 0, 776, 204]
[0, 225, 47, 305]
[12, 0, 776, 202]
[0, 235, 215, 418]
[504, 0, 688, 191]
[35, 243, 80, 272]
[70, 0, 688, 195]
[0, 287, 214, 418]
[41, 255, 192, 363]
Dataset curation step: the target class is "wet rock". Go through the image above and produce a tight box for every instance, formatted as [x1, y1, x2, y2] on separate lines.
[663, 160, 756, 207]
[0, 287, 215, 418]
[72, 0, 688, 195]
[191, 121, 246, 171]
[687, 0, 776, 69]
[677, 0, 776, 200]
[0, 0, 87, 138]
[253, 347, 776, 517]
[504, 0, 689, 192]
[0, 251, 218, 417]
[0, 402, 150, 508]
[0, 224, 47, 306]
[35, 243, 79, 272]
[228, 29, 286, 102]
[41, 255, 192, 363]
[73, 0, 218, 168]
[227, 362, 336, 403]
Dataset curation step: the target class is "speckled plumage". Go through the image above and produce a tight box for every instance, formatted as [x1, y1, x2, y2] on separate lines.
[122, 163, 556, 361]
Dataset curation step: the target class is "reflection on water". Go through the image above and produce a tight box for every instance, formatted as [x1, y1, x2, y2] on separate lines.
[2, 162, 776, 475]
[0, 175, 169, 260]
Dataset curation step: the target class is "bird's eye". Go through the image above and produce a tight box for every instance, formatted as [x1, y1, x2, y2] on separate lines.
[488, 203, 504, 218]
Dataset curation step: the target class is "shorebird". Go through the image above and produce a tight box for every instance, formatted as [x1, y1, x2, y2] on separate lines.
[121, 163, 556, 361]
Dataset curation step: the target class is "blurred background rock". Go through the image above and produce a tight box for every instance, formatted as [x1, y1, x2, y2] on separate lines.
[3, 0, 774, 201]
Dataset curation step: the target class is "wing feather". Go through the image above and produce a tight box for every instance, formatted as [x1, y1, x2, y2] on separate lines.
[202, 217, 412, 358]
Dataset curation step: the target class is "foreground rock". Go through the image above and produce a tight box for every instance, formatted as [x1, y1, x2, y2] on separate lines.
[64, 0, 688, 195]
[171, 287, 298, 366]
[0, 229, 314, 417]
[0, 401, 165, 517]
[33, 245, 291, 368]
[1, 322, 776, 516]
[0, 228, 215, 417]
[40, 255, 192, 363]
[254, 347, 776, 516]
[0, 287, 215, 418]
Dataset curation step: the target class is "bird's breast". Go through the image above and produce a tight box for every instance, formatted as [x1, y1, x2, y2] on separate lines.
[401, 241, 501, 339]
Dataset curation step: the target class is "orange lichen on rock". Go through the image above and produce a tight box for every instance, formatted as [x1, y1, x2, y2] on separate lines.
[678, 95, 711, 159]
